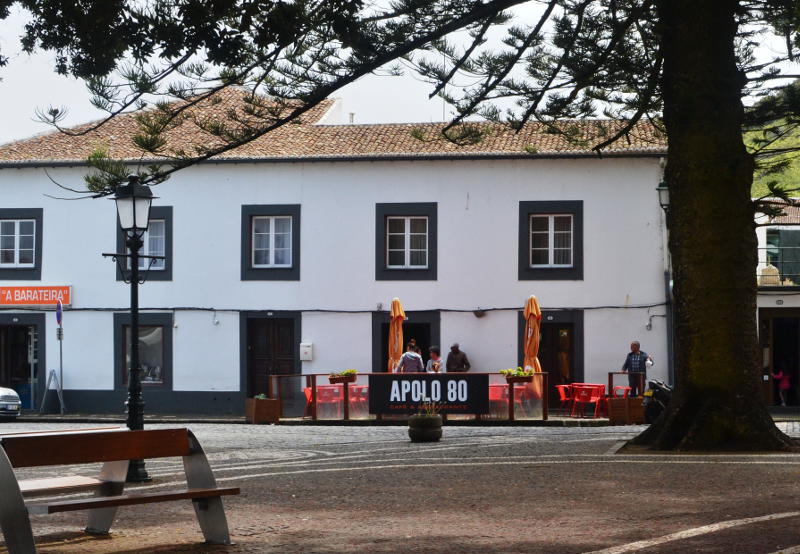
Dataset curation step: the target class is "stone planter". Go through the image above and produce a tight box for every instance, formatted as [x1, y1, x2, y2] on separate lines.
[245, 398, 280, 424]
[408, 414, 443, 442]
[328, 374, 357, 384]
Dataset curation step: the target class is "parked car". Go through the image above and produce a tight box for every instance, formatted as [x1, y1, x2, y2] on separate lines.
[0, 387, 22, 421]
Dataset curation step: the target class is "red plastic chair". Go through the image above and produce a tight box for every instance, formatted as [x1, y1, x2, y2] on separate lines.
[555, 385, 572, 414]
[571, 385, 606, 418]
[316, 385, 343, 418]
[612, 386, 631, 399]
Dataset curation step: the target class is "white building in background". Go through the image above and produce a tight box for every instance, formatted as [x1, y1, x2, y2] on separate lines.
[0, 92, 670, 414]
[756, 204, 800, 406]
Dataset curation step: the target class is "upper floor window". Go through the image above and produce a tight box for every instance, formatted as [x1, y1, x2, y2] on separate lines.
[116, 206, 172, 281]
[0, 209, 43, 280]
[0, 219, 35, 268]
[519, 201, 583, 281]
[252, 216, 292, 268]
[241, 205, 301, 281]
[387, 216, 428, 268]
[530, 214, 573, 267]
[375, 203, 437, 281]
[141, 220, 166, 270]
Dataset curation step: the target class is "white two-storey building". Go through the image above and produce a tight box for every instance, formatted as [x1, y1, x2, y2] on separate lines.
[0, 93, 670, 414]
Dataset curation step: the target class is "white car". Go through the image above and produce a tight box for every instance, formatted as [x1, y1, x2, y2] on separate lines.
[0, 387, 21, 420]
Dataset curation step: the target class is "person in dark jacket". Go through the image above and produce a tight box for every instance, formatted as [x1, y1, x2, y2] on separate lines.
[446, 343, 471, 373]
[621, 341, 653, 397]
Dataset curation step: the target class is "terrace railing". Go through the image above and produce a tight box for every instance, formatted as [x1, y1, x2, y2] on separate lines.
[266, 372, 549, 422]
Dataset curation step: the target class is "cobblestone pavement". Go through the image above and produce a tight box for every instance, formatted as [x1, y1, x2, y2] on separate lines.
[1, 422, 800, 553]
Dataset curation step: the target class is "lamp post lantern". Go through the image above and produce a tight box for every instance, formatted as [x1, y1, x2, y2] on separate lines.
[657, 180, 670, 212]
[114, 174, 154, 483]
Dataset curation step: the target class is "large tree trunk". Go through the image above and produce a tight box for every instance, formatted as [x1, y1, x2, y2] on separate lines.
[634, 0, 794, 450]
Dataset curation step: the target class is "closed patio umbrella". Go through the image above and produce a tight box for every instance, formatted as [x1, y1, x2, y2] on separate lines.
[523, 295, 543, 398]
[388, 298, 405, 372]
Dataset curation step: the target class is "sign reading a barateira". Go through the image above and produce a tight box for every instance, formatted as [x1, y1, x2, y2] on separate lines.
[368, 373, 490, 415]
[0, 286, 71, 307]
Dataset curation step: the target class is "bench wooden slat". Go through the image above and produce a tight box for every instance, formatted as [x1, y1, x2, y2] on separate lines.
[0, 426, 123, 438]
[1, 429, 191, 468]
[26, 487, 241, 515]
[19, 476, 105, 496]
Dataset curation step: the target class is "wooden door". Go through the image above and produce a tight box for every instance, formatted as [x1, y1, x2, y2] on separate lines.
[247, 318, 296, 397]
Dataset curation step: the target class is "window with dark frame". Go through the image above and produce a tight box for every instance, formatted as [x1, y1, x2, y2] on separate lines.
[519, 201, 583, 280]
[0, 209, 43, 280]
[375, 203, 437, 281]
[241, 205, 301, 281]
[114, 312, 172, 390]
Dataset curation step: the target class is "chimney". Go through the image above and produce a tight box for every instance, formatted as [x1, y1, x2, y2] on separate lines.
[349, 112, 355, 124]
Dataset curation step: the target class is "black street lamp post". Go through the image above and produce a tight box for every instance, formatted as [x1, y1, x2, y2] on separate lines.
[104, 174, 159, 483]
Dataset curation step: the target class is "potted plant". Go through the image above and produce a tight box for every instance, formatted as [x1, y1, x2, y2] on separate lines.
[408, 401, 443, 442]
[245, 394, 280, 424]
[329, 369, 358, 384]
[500, 367, 536, 384]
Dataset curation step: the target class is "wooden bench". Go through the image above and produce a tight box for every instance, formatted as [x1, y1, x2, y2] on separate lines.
[0, 428, 240, 553]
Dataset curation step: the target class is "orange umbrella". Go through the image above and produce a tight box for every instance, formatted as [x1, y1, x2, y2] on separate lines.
[523, 295, 543, 397]
[387, 298, 405, 372]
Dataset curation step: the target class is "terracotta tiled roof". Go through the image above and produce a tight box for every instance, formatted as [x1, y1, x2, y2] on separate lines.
[0, 89, 666, 164]
[769, 203, 800, 225]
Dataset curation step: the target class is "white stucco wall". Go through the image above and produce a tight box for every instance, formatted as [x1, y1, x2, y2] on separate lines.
[0, 155, 668, 396]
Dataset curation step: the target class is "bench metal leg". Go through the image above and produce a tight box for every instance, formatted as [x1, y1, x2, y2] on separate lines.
[85, 460, 128, 535]
[183, 430, 232, 545]
[0, 447, 36, 554]
[192, 497, 232, 545]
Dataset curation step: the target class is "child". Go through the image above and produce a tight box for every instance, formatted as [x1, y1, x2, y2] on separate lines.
[772, 366, 791, 407]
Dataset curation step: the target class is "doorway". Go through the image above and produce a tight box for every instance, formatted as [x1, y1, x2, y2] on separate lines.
[518, 309, 584, 404]
[538, 323, 576, 405]
[765, 315, 800, 406]
[0, 324, 40, 409]
[372, 311, 441, 372]
[246, 317, 298, 396]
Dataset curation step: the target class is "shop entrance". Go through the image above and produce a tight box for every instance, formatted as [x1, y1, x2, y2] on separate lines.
[0, 325, 38, 409]
[372, 311, 441, 372]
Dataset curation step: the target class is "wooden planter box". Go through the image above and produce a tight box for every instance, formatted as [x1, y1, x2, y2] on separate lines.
[329, 374, 357, 384]
[607, 397, 645, 425]
[245, 398, 280, 424]
[505, 375, 534, 384]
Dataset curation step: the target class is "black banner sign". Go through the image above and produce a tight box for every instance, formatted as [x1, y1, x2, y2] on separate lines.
[368, 373, 490, 415]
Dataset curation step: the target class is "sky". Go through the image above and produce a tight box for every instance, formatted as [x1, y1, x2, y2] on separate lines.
[0, 4, 794, 145]
[0, 5, 500, 144]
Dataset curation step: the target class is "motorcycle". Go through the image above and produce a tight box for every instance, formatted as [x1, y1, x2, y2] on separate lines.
[642, 379, 672, 424]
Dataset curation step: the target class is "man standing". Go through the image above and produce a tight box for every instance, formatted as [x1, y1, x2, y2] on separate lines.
[621, 341, 653, 396]
[446, 343, 471, 373]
